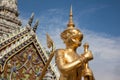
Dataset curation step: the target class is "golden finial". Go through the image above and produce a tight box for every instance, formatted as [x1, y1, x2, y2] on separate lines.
[67, 5, 75, 28]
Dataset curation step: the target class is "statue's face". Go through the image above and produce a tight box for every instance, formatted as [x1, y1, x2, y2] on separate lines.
[71, 35, 81, 47]
[66, 34, 82, 48]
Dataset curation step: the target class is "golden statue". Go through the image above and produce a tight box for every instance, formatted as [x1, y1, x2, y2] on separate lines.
[54, 6, 95, 80]
[39, 6, 95, 80]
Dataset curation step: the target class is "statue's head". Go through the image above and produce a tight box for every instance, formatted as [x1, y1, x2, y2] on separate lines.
[61, 27, 83, 47]
[60, 6, 83, 48]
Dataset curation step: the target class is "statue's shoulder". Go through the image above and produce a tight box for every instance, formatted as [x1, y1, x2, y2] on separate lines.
[54, 49, 65, 56]
[54, 49, 65, 53]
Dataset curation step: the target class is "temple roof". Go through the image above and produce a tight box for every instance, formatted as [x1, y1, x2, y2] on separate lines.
[0, 0, 57, 79]
[0, 25, 41, 70]
[0, 24, 57, 79]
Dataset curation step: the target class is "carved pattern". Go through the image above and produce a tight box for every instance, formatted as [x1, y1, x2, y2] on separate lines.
[0, 44, 46, 80]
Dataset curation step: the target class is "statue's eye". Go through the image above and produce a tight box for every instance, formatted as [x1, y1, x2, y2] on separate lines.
[72, 36, 80, 40]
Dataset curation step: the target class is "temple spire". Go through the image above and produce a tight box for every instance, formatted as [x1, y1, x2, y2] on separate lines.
[1, 0, 18, 11]
[67, 5, 75, 28]
[0, 0, 21, 36]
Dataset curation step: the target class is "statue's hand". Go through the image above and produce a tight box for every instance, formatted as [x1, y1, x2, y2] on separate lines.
[82, 50, 93, 62]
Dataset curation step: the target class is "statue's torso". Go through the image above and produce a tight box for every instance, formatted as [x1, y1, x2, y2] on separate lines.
[56, 49, 82, 80]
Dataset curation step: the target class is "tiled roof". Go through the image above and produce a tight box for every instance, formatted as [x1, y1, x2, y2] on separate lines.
[0, 25, 57, 79]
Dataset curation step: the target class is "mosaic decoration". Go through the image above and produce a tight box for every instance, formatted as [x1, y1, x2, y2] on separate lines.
[0, 44, 51, 80]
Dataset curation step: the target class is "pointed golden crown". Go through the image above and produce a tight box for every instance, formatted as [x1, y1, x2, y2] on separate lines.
[67, 5, 75, 28]
[61, 5, 83, 42]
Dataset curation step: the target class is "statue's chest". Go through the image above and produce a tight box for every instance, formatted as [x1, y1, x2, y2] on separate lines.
[64, 52, 79, 63]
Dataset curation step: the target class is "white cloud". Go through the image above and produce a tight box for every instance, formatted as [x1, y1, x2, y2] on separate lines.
[20, 8, 120, 80]
[83, 29, 120, 60]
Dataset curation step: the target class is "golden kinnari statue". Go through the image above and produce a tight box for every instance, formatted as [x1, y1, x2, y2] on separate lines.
[54, 6, 95, 80]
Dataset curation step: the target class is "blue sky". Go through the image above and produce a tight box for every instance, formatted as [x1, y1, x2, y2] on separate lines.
[18, 0, 120, 37]
[18, 0, 120, 80]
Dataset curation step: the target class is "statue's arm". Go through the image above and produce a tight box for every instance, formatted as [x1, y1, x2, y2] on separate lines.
[55, 49, 85, 73]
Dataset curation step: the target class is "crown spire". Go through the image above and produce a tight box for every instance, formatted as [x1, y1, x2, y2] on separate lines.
[61, 5, 83, 43]
[67, 5, 75, 28]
